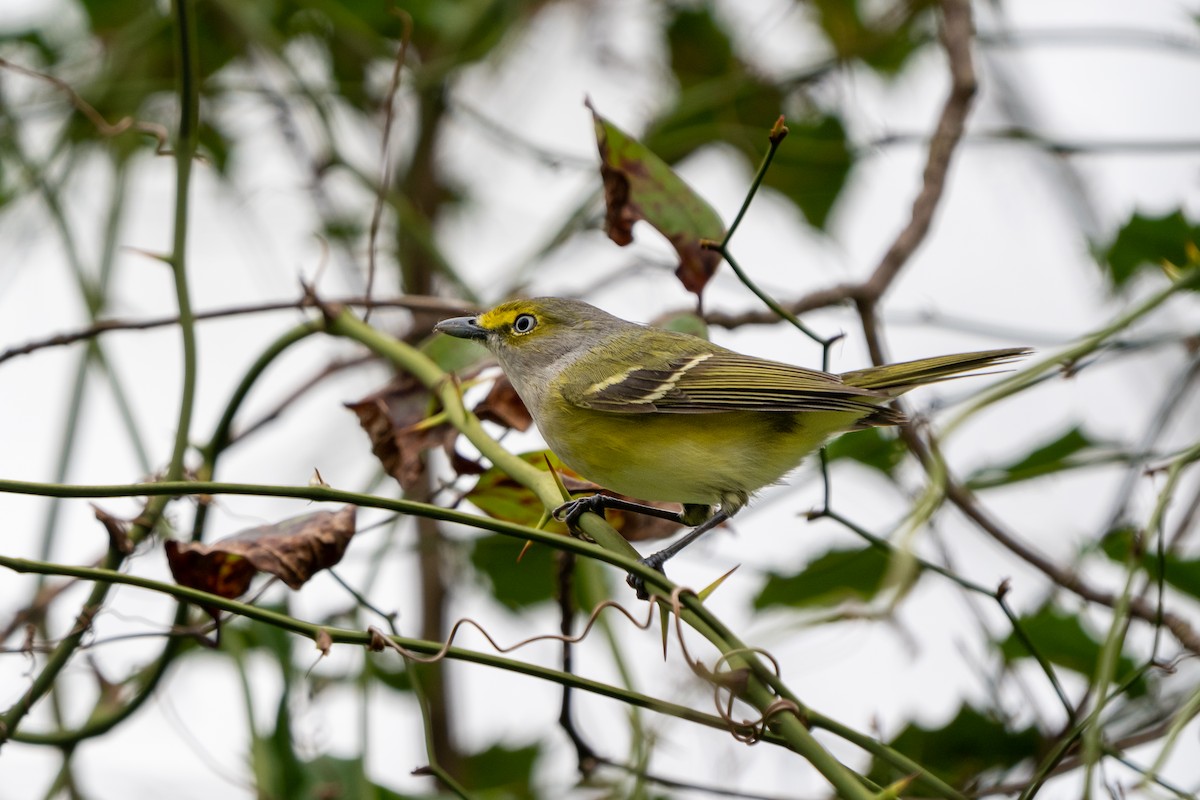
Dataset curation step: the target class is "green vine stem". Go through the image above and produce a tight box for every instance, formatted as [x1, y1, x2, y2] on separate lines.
[0, 0, 203, 746]
[319, 308, 955, 800]
[1082, 440, 1200, 794]
[0, 554, 779, 746]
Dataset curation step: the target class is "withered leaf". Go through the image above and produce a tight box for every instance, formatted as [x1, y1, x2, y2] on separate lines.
[92, 504, 133, 555]
[165, 506, 357, 619]
[472, 375, 533, 432]
[346, 374, 456, 489]
[588, 99, 726, 297]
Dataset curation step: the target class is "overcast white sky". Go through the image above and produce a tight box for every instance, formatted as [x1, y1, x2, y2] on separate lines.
[2, 1, 1200, 798]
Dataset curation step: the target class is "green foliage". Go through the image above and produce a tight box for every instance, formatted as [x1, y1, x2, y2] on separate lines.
[1099, 210, 1200, 289]
[470, 533, 557, 611]
[253, 693, 311, 800]
[650, 6, 853, 229]
[966, 426, 1116, 489]
[810, 0, 937, 74]
[1101, 527, 1200, 601]
[754, 545, 897, 609]
[657, 310, 710, 339]
[868, 705, 1044, 788]
[465, 451, 570, 533]
[591, 103, 726, 294]
[252, 694, 414, 800]
[998, 606, 1147, 696]
[825, 427, 908, 476]
[459, 742, 541, 799]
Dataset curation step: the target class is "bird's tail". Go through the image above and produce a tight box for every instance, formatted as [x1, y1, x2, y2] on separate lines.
[841, 347, 1031, 396]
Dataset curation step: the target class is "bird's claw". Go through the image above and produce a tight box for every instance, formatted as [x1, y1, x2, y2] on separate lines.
[552, 495, 608, 529]
[626, 554, 668, 601]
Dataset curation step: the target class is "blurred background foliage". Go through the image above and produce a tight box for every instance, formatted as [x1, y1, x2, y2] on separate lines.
[1, 1, 1199, 798]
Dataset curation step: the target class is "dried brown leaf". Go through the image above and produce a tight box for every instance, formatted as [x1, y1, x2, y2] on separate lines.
[92, 504, 133, 555]
[346, 375, 456, 489]
[472, 375, 533, 432]
[165, 506, 358, 620]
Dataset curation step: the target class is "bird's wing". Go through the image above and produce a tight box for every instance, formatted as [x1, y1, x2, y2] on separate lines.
[558, 331, 892, 417]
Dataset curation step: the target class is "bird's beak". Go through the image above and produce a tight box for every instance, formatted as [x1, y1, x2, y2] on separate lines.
[435, 314, 488, 342]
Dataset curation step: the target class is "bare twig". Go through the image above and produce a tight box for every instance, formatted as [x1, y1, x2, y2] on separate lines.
[0, 294, 470, 366]
[944, 481, 1200, 655]
[705, 0, 977, 336]
[365, 11, 414, 322]
[0, 58, 171, 154]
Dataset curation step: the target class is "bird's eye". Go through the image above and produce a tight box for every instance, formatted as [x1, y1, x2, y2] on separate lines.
[512, 313, 537, 334]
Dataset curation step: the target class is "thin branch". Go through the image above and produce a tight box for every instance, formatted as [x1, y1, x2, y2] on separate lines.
[703, 0, 977, 336]
[365, 11, 413, 322]
[0, 294, 469, 366]
[864, 0, 977, 307]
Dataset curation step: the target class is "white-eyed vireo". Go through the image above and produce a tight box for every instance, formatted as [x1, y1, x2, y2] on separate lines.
[436, 297, 1027, 595]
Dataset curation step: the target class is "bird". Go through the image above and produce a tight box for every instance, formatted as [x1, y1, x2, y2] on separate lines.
[435, 297, 1028, 597]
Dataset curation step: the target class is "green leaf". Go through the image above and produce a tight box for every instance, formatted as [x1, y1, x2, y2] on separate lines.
[758, 114, 853, 230]
[657, 310, 709, 339]
[965, 426, 1119, 489]
[423, 326, 489, 374]
[665, 7, 737, 88]
[589, 101, 726, 296]
[460, 741, 540, 798]
[868, 705, 1043, 789]
[810, 0, 936, 74]
[303, 754, 411, 800]
[469, 533, 557, 611]
[825, 427, 907, 476]
[998, 605, 1147, 697]
[754, 546, 896, 609]
[465, 451, 570, 533]
[1100, 527, 1200, 601]
[1099, 210, 1200, 289]
[650, 7, 855, 230]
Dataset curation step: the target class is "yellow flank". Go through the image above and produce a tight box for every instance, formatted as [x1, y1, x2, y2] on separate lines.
[435, 297, 1030, 521]
[538, 399, 864, 509]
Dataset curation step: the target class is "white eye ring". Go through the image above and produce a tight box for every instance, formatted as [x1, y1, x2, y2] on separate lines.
[513, 313, 537, 334]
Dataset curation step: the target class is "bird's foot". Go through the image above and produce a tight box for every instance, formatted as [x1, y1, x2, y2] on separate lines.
[626, 552, 669, 601]
[552, 494, 610, 530]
